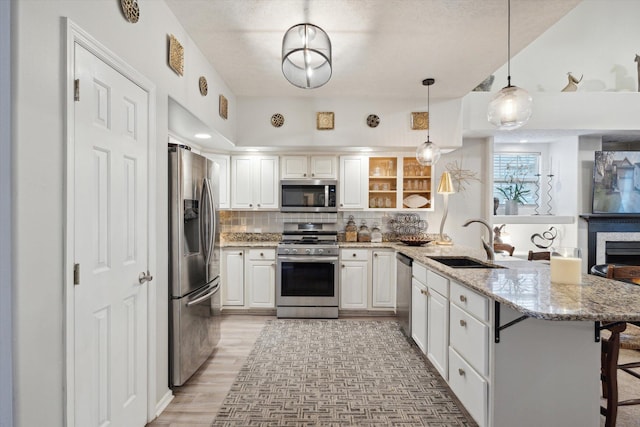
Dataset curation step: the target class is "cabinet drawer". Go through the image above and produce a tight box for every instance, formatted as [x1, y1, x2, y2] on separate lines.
[426, 270, 448, 296]
[248, 249, 275, 261]
[450, 281, 489, 322]
[448, 347, 488, 427]
[450, 303, 489, 376]
[412, 262, 427, 284]
[341, 249, 369, 261]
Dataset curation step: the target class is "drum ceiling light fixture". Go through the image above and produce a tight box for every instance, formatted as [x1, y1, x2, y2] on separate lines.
[487, 0, 532, 130]
[416, 78, 441, 166]
[282, 23, 332, 89]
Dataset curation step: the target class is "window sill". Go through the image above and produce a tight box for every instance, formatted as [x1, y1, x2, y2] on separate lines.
[492, 215, 575, 225]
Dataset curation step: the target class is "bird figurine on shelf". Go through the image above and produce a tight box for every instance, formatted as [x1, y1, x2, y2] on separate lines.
[561, 72, 583, 92]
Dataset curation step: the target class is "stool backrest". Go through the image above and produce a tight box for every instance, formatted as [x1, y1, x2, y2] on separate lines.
[606, 265, 640, 280]
[528, 250, 550, 261]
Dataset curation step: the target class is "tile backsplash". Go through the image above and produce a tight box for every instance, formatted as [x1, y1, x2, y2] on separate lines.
[219, 210, 427, 234]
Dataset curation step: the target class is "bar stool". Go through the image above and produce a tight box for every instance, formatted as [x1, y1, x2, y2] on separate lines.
[527, 250, 550, 261]
[493, 243, 515, 256]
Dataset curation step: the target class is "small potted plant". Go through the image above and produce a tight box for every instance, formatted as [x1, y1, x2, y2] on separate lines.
[497, 163, 531, 215]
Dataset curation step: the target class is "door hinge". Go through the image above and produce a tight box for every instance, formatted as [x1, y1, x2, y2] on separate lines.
[74, 79, 80, 101]
[73, 263, 80, 285]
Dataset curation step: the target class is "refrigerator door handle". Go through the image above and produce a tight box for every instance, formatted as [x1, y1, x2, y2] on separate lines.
[186, 281, 220, 307]
[202, 178, 215, 267]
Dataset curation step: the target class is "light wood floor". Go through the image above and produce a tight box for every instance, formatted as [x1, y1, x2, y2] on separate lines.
[147, 314, 640, 427]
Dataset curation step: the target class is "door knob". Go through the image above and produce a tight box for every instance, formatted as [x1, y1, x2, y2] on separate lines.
[138, 271, 153, 284]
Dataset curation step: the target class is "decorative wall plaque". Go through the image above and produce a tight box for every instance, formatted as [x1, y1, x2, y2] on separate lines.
[120, 0, 140, 23]
[219, 95, 228, 120]
[168, 35, 184, 76]
[366, 114, 380, 128]
[199, 76, 208, 96]
[317, 112, 334, 130]
[411, 112, 429, 130]
[271, 113, 285, 128]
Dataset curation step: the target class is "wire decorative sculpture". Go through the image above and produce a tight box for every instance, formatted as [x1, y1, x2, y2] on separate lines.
[533, 173, 541, 215]
[445, 158, 481, 192]
[530, 226, 557, 249]
[546, 174, 554, 215]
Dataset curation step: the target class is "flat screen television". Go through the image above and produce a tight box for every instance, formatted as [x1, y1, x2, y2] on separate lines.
[592, 151, 640, 213]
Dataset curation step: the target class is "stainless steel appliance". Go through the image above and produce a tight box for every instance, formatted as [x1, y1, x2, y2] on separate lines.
[168, 144, 221, 387]
[396, 252, 413, 336]
[276, 223, 339, 318]
[280, 179, 338, 213]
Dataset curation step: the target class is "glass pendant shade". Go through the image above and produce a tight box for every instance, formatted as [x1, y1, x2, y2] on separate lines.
[416, 139, 441, 166]
[487, 85, 533, 130]
[282, 23, 332, 89]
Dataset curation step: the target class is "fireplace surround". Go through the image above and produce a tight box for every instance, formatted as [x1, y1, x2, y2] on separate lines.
[580, 214, 640, 270]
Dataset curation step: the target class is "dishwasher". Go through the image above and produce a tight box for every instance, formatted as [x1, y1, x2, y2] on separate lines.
[396, 253, 413, 337]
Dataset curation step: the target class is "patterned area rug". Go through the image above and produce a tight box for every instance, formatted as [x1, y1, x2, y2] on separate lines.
[212, 319, 476, 426]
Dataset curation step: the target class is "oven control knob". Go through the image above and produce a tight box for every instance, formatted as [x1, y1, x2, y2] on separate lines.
[317, 248, 324, 254]
[305, 248, 311, 254]
[283, 248, 290, 254]
[292, 249, 298, 254]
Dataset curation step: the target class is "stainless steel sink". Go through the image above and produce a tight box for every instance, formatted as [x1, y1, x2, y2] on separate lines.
[429, 256, 506, 269]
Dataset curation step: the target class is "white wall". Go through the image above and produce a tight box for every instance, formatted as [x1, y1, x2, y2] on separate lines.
[1, 0, 13, 426]
[237, 96, 463, 150]
[494, 0, 640, 93]
[13, 2, 235, 425]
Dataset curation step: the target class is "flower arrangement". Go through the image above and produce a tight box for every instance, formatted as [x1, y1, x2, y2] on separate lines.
[496, 163, 531, 204]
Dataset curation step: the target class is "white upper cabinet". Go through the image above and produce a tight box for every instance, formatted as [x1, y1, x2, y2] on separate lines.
[202, 153, 230, 209]
[281, 155, 337, 179]
[339, 156, 368, 209]
[231, 155, 279, 209]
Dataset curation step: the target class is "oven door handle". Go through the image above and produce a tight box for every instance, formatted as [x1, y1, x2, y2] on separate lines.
[278, 256, 338, 262]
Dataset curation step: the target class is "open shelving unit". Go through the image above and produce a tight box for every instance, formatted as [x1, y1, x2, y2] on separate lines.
[368, 157, 397, 208]
[401, 157, 432, 209]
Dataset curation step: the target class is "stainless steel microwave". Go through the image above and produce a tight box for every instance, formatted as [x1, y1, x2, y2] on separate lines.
[280, 180, 338, 213]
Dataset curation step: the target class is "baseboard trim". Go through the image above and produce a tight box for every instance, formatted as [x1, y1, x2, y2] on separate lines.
[154, 390, 174, 418]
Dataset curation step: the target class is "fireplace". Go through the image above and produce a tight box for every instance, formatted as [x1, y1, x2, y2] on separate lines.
[580, 214, 640, 270]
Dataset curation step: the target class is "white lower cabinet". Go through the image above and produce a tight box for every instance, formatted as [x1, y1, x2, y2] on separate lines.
[411, 277, 428, 353]
[221, 247, 276, 309]
[340, 249, 369, 309]
[246, 249, 276, 308]
[427, 284, 448, 379]
[448, 346, 488, 427]
[221, 249, 245, 306]
[372, 250, 395, 308]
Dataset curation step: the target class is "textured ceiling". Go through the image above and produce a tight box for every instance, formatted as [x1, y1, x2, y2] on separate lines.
[165, 0, 582, 100]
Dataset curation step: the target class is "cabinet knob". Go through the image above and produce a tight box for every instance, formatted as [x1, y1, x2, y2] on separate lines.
[239, 252, 243, 256]
[352, 253, 357, 257]
[304, 173, 307, 177]
[458, 368, 465, 376]
[260, 252, 264, 257]
[311, 173, 315, 177]
[341, 264, 345, 268]
[249, 203, 253, 207]
[340, 203, 344, 207]
[257, 203, 261, 207]
[459, 295, 467, 303]
[420, 289, 428, 296]
[374, 253, 378, 257]
[459, 319, 467, 327]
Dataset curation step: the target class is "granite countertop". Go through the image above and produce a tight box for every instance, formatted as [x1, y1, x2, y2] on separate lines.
[219, 236, 640, 322]
[393, 243, 640, 323]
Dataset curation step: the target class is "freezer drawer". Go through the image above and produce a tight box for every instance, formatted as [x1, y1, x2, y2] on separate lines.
[170, 279, 221, 387]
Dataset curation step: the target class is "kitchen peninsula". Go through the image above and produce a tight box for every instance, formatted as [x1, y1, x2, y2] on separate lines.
[223, 236, 640, 427]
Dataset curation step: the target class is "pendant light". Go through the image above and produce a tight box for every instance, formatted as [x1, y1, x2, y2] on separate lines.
[416, 78, 441, 166]
[487, 0, 532, 130]
[282, 23, 332, 89]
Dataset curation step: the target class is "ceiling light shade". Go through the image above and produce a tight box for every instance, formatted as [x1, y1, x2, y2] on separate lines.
[487, 0, 532, 130]
[282, 23, 332, 89]
[488, 85, 532, 130]
[416, 140, 441, 166]
[416, 78, 441, 166]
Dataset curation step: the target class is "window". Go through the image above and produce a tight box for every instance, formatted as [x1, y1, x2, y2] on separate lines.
[493, 153, 540, 205]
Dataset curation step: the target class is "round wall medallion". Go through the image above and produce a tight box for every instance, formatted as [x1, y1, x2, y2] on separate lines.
[120, 0, 140, 23]
[199, 76, 208, 96]
[271, 113, 285, 128]
[367, 114, 380, 128]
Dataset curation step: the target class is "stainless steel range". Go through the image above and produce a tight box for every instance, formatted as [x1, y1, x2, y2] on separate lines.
[276, 223, 339, 318]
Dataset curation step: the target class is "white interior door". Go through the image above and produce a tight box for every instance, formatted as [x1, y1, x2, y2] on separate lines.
[73, 43, 149, 427]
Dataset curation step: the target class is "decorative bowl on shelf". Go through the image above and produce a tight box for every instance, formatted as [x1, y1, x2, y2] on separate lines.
[403, 194, 430, 209]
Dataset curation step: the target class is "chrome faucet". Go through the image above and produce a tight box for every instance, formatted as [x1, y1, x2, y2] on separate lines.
[462, 218, 495, 261]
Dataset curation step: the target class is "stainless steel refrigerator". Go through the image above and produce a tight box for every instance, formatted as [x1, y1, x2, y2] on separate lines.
[168, 144, 221, 387]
